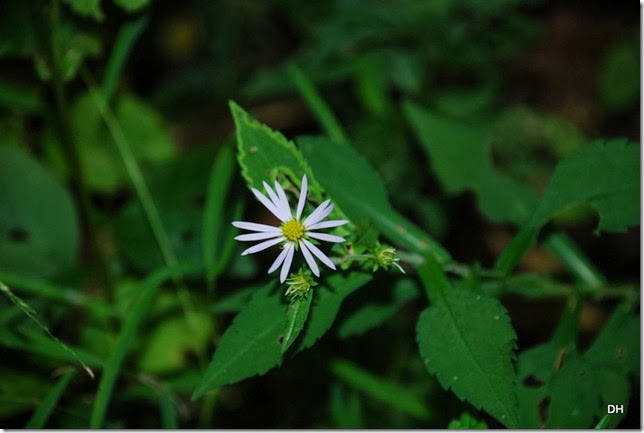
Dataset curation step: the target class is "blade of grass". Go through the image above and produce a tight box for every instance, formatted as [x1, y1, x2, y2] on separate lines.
[89, 262, 197, 428]
[203, 142, 235, 289]
[102, 15, 148, 102]
[25, 370, 75, 428]
[594, 414, 611, 429]
[286, 62, 349, 144]
[0, 281, 94, 379]
[0, 270, 113, 319]
[543, 231, 606, 289]
[331, 358, 430, 420]
[159, 387, 178, 428]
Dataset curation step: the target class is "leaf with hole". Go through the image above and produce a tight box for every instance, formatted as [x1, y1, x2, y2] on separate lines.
[0, 146, 79, 278]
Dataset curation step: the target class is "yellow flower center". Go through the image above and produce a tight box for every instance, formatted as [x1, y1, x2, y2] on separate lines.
[282, 220, 305, 242]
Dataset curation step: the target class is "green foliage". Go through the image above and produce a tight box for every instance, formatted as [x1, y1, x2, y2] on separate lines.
[447, 412, 488, 429]
[338, 278, 419, 339]
[297, 272, 372, 351]
[497, 138, 639, 273]
[25, 371, 75, 428]
[332, 358, 430, 419]
[113, 0, 149, 13]
[231, 101, 315, 191]
[403, 100, 536, 224]
[281, 291, 312, 353]
[63, 0, 104, 21]
[71, 92, 177, 193]
[193, 282, 284, 399]
[598, 34, 639, 113]
[299, 136, 450, 261]
[0, 146, 79, 278]
[416, 257, 519, 428]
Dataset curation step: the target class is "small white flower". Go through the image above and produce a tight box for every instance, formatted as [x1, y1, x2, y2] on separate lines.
[232, 174, 348, 283]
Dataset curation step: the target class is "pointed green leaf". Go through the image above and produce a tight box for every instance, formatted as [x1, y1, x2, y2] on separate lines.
[297, 272, 372, 351]
[416, 258, 519, 428]
[403, 100, 537, 224]
[193, 282, 285, 399]
[281, 292, 312, 353]
[298, 135, 449, 261]
[25, 371, 75, 428]
[230, 100, 315, 190]
[497, 139, 639, 273]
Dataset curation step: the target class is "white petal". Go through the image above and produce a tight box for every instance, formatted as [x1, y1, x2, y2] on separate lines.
[302, 239, 336, 270]
[302, 199, 331, 226]
[295, 174, 308, 220]
[235, 232, 281, 241]
[262, 181, 289, 221]
[299, 240, 319, 277]
[273, 181, 293, 220]
[240, 237, 284, 256]
[304, 202, 334, 227]
[268, 243, 292, 274]
[280, 243, 296, 283]
[306, 219, 348, 230]
[307, 232, 345, 243]
[232, 221, 282, 233]
[252, 188, 288, 222]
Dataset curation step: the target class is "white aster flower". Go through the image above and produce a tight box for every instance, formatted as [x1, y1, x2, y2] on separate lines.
[232, 174, 349, 283]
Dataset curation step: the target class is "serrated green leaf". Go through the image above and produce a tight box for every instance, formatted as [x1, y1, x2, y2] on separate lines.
[497, 139, 639, 273]
[447, 411, 488, 429]
[416, 257, 518, 428]
[230, 100, 315, 190]
[338, 278, 418, 339]
[0, 146, 79, 278]
[332, 359, 430, 419]
[281, 292, 312, 353]
[193, 282, 285, 399]
[403, 100, 537, 224]
[298, 135, 450, 261]
[297, 272, 372, 351]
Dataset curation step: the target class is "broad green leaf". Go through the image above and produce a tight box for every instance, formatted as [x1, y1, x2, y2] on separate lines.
[331, 359, 430, 419]
[63, 0, 104, 21]
[497, 139, 639, 273]
[542, 353, 600, 428]
[90, 263, 191, 428]
[192, 281, 285, 399]
[596, 370, 630, 428]
[447, 412, 488, 429]
[297, 272, 372, 351]
[25, 371, 75, 428]
[71, 92, 177, 193]
[203, 143, 236, 286]
[403, 100, 537, 224]
[416, 257, 519, 428]
[0, 146, 79, 278]
[209, 286, 256, 314]
[230, 100, 315, 191]
[338, 278, 419, 339]
[298, 136, 450, 261]
[281, 292, 312, 353]
[584, 304, 639, 375]
[138, 312, 215, 374]
[113, 0, 149, 13]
